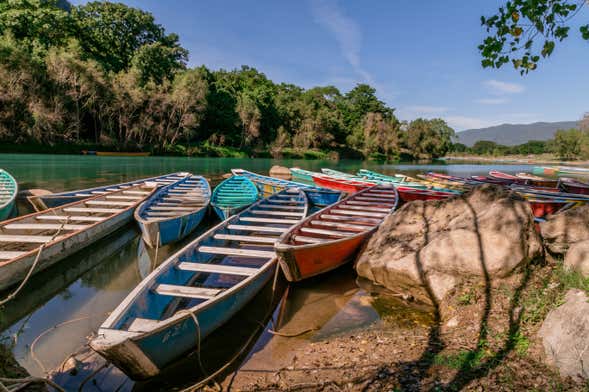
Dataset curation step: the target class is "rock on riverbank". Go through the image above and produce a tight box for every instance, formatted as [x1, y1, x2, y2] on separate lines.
[540, 204, 589, 255]
[356, 184, 542, 305]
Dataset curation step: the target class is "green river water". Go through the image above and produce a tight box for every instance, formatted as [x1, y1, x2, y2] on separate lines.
[0, 154, 536, 391]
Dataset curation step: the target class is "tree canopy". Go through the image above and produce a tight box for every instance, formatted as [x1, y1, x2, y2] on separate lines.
[479, 0, 587, 74]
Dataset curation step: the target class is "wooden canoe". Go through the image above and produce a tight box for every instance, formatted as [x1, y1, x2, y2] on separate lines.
[312, 174, 374, 194]
[289, 168, 316, 184]
[0, 182, 158, 290]
[231, 169, 342, 206]
[515, 173, 558, 187]
[396, 186, 457, 202]
[0, 169, 17, 221]
[488, 170, 527, 185]
[135, 176, 211, 247]
[559, 178, 589, 195]
[90, 188, 309, 380]
[211, 176, 259, 220]
[276, 185, 398, 282]
[28, 172, 189, 211]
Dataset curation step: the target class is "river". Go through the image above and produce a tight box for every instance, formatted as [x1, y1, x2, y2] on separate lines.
[0, 154, 535, 390]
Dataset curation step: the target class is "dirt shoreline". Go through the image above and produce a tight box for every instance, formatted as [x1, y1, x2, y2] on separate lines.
[444, 154, 589, 167]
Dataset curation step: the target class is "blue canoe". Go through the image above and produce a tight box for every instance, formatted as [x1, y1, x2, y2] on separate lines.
[28, 172, 190, 211]
[134, 175, 211, 247]
[91, 188, 309, 379]
[211, 176, 259, 220]
[0, 169, 17, 221]
[231, 168, 341, 206]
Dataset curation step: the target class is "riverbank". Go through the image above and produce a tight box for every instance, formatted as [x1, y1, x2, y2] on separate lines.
[226, 264, 582, 391]
[445, 153, 589, 167]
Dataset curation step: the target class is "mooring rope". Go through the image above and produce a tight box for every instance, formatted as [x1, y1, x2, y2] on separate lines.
[0, 214, 70, 307]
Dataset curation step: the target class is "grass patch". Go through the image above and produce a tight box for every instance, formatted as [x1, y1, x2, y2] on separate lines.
[432, 350, 486, 370]
[457, 287, 478, 306]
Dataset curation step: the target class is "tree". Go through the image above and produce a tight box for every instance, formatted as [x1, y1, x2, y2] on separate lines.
[236, 93, 261, 148]
[554, 128, 585, 159]
[131, 42, 187, 86]
[339, 84, 392, 129]
[72, 1, 187, 73]
[406, 118, 455, 158]
[167, 68, 208, 145]
[479, 0, 587, 74]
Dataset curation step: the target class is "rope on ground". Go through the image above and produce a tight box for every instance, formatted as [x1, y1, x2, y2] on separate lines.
[0, 215, 70, 307]
[177, 310, 208, 378]
[154, 231, 160, 262]
[266, 327, 319, 338]
[0, 377, 65, 392]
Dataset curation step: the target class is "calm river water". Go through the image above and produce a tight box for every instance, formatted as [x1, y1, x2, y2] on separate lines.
[0, 154, 535, 390]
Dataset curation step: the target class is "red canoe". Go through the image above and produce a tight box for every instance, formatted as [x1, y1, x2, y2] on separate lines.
[488, 170, 527, 185]
[560, 178, 589, 195]
[312, 174, 374, 194]
[515, 173, 558, 188]
[527, 199, 572, 218]
[396, 186, 456, 202]
[275, 185, 399, 282]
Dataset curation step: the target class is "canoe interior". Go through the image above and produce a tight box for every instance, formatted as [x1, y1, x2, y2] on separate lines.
[0, 169, 17, 221]
[211, 176, 259, 219]
[101, 188, 309, 334]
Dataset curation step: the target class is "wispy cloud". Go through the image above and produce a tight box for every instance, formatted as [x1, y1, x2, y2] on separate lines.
[475, 98, 509, 105]
[483, 79, 525, 94]
[398, 105, 449, 119]
[310, 0, 374, 85]
[446, 116, 496, 131]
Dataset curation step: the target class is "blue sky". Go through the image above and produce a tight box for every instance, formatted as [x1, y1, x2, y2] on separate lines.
[70, 0, 589, 131]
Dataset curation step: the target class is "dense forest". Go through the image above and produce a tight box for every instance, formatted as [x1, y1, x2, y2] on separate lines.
[0, 0, 455, 161]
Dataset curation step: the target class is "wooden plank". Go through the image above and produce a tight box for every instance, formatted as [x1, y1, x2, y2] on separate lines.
[257, 205, 305, 210]
[128, 318, 160, 332]
[331, 209, 386, 218]
[36, 215, 106, 222]
[364, 191, 397, 198]
[122, 191, 151, 195]
[85, 200, 135, 207]
[106, 195, 144, 200]
[339, 205, 391, 213]
[64, 207, 123, 214]
[74, 193, 93, 197]
[91, 191, 109, 194]
[4, 223, 88, 231]
[0, 251, 28, 260]
[251, 210, 303, 217]
[320, 214, 380, 223]
[293, 235, 329, 244]
[355, 196, 395, 202]
[300, 227, 356, 237]
[148, 206, 195, 211]
[198, 246, 276, 258]
[264, 199, 303, 205]
[346, 200, 395, 206]
[0, 234, 55, 243]
[227, 224, 288, 233]
[239, 217, 298, 224]
[145, 211, 185, 217]
[177, 262, 257, 276]
[213, 234, 279, 244]
[154, 283, 221, 299]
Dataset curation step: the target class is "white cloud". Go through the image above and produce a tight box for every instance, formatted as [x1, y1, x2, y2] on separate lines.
[476, 98, 509, 105]
[446, 116, 496, 131]
[397, 105, 449, 119]
[310, 0, 374, 85]
[483, 79, 525, 94]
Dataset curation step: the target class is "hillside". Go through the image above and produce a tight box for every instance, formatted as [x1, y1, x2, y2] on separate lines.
[456, 121, 578, 146]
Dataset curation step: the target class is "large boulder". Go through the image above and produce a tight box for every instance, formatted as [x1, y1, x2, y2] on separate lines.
[269, 165, 291, 180]
[356, 184, 543, 305]
[564, 239, 589, 277]
[540, 204, 589, 254]
[538, 289, 589, 381]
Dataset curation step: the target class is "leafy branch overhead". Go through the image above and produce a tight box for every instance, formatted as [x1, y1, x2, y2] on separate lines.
[479, 0, 588, 74]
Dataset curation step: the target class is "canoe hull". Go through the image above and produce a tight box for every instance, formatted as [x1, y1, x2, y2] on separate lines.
[0, 209, 133, 290]
[138, 208, 208, 247]
[312, 175, 369, 194]
[277, 232, 371, 282]
[91, 263, 276, 379]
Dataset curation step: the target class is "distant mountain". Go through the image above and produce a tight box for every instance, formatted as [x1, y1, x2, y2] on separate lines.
[456, 121, 578, 147]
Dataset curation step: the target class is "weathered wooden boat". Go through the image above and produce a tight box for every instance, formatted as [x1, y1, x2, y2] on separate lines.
[276, 185, 398, 282]
[357, 169, 464, 192]
[560, 177, 589, 195]
[211, 176, 259, 220]
[396, 186, 457, 202]
[231, 169, 341, 206]
[532, 166, 559, 176]
[470, 175, 510, 185]
[90, 188, 309, 379]
[312, 173, 374, 193]
[0, 169, 17, 221]
[488, 170, 527, 185]
[515, 173, 558, 187]
[135, 176, 211, 247]
[289, 168, 316, 184]
[0, 182, 158, 290]
[28, 172, 189, 211]
[357, 169, 409, 183]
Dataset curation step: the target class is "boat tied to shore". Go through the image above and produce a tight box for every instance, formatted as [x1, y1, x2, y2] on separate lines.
[211, 176, 259, 220]
[0, 169, 17, 221]
[134, 175, 211, 247]
[90, 188, 309, 379]
[0, 182, 158, 290]
[275, 184, 399, 282]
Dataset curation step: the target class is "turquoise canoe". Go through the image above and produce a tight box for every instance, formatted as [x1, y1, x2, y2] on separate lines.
[211, 176, 259, 220]
[289, 168, 316, 184]
[0, 169, 17, 221]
